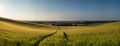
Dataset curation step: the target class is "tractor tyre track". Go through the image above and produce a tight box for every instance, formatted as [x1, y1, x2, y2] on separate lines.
[33, 31, 58, 46]
[57, 26, 69, 40]
[62, 32, 68, 40]
[33, 26, 69, 46]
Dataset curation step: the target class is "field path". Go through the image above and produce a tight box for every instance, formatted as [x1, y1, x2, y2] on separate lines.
[62, 32, 68, 40]
[33, 26, 69, 46]
[57, 26, 69, 40]
[33, 31, 58, 46]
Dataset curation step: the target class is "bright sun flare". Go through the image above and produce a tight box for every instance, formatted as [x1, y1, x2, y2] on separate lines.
[0, 3, 8, 18]
[0, 3, 5, 12]
[0, 2, 6, 15]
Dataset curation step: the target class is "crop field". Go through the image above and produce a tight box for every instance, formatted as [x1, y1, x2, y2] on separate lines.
[39, 22, 120, 46]
[0, 18, 120, 46]
[0, 20, 56, 46]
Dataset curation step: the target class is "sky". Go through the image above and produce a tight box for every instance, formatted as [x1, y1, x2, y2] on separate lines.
[0, 0, 120, 21]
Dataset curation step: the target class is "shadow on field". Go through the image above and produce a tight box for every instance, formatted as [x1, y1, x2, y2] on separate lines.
[86, 23, 108, 27]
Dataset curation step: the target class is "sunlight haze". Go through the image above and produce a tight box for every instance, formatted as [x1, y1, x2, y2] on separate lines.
[0, 0, 120, 21]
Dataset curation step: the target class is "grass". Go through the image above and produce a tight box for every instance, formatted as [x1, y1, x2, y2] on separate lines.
[39, 22, 120, 46]
[0, 18, 56, 46]
[0, 17, 120, 46]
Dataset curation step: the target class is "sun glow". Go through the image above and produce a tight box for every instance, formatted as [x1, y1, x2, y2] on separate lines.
[0, 3, 5, 14]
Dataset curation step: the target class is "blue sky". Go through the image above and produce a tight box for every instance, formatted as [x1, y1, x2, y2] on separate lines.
[0, 0, 120, 21]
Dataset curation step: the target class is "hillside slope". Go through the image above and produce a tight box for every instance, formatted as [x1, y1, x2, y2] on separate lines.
[0, 17, 56, 46]
[39, 22, 120, 46]
[0, 17, 120, 46]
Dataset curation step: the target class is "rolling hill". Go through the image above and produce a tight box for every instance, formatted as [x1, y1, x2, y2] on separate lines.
[39, 22, 120, 46]
[0, 17, 56, 46]
[0, 17, 120, 46]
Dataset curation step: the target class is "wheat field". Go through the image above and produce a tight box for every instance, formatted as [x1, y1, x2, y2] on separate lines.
[0, 18, 120, 46]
